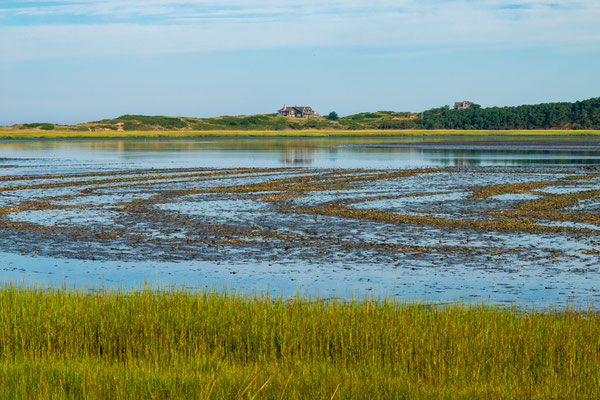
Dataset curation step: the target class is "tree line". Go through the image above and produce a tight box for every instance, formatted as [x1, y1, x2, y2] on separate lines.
[379, 97, 600, 130]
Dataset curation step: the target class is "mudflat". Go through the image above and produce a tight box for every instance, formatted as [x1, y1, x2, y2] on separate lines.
[0, 162, 598, 305]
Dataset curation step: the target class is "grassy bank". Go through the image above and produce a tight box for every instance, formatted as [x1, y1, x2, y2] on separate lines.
[1, 129, 600, 139]
[0, 287, 598, 399]
[6, 98, 600, 133]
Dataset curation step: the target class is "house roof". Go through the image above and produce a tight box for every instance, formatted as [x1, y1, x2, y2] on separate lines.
[278, 105, 316, 113]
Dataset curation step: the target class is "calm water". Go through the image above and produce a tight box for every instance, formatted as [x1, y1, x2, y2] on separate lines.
[1, 136, 599, 306]
[1, 136, 600, 170]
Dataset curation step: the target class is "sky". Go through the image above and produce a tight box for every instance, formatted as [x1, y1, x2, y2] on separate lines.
[1, 0, 599, 125]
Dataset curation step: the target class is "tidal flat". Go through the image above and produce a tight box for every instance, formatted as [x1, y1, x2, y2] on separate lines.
[1, 137, 600, 398]
[0, 160, 599, 306]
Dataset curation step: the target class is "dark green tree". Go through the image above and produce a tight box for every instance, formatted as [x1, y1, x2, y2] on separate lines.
[327, 111, 339, 121]
[415, 98, 600, 130]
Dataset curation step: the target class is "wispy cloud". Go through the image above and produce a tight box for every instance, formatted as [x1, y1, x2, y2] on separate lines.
[2, 0, 595, 20]
[1, 0, 599, 60]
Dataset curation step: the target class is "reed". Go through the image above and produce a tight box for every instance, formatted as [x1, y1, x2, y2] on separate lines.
[1, 129, 600, 139]
[0, 286, 598, 399]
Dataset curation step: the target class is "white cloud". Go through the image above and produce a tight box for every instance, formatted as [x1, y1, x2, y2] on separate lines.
[1, 0, 599, 60]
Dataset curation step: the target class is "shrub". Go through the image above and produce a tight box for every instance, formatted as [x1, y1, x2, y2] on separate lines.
[327, 112, 339, 121]
[379, 120, 418, 129]
[22, 123, 55, 130]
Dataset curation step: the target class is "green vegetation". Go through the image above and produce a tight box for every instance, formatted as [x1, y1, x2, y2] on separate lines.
[337, 111, 416, 130]
[21, 122, 55, 130]
[421, 97, 600, 130]
[1, 129, 600, 139]
[327, 111, 339, 121]
[115, 114, 188, 130]
[96, 114, 337, 132]
[0, 286, 598, 399]
[3, 97, 600, 136]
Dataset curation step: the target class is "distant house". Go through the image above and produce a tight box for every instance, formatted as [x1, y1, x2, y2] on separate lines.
[278, 104, 320, 118]
[454, 101, 474, 110]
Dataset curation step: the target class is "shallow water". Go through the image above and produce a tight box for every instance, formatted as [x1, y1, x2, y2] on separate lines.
[2, 136, 600, 169]
[0, 137, 599, 306]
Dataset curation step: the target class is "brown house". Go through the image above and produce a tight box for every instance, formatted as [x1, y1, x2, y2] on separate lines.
[454, 101, 474, 110]
[278, 104, 320, 118]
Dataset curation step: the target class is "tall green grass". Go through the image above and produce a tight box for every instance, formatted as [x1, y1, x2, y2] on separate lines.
[0, 286, 598, 399]
[2, 129, 600, 139]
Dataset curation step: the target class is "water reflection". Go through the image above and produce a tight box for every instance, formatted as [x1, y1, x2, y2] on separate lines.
[281, 147, 316, 166]
[1, 137, 600, 168]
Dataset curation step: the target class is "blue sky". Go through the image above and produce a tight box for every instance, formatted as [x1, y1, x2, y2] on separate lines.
[1, 0, 599, 124]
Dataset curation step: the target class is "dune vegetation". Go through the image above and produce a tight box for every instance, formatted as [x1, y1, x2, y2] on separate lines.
[3, 97, 600, 137]
[0, 286, 598, 399]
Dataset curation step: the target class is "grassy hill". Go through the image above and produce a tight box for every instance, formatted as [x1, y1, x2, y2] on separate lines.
[4, 97, 600, 133]
[5, 111, 418, 132]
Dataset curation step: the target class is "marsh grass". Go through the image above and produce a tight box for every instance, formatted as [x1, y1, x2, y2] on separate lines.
[1, 129, 600, 139]
[0, 287, 599, 399]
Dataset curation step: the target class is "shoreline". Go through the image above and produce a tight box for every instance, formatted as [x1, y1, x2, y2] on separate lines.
[1, 129, 600, 140]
